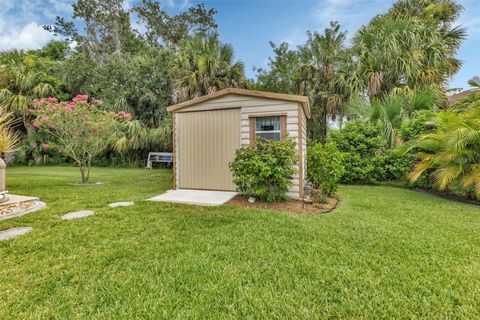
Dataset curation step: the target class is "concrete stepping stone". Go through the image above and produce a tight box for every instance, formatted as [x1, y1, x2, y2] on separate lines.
[0, 227, 32, 241]
[108, 201, 134, 208]
[61, 210, 95, 220]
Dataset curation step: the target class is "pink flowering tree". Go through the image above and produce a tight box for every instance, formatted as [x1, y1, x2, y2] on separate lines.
[31, 95, 132, 183]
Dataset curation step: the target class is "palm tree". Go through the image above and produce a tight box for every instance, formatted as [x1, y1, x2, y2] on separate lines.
[348, 87, 440, 147]
[353, 0, 465, 98]
[173, 33, 245, 103]
[296, 21, 356, 142]
[0, 107, 20, 155]
[404, 106, 480, 199]
[0, 60, 54, 128]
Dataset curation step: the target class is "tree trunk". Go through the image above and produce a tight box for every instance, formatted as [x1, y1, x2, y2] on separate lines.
[79, 163, 86, 184]
[78, 159, 90, 184]
[86, 155, 92, 183]
[308, 103, 328, 143]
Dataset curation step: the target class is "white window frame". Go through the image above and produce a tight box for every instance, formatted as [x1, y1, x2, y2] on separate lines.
[255, 116, 281, 140]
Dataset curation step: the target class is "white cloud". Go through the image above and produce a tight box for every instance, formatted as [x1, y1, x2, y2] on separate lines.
[0, 0, 73, 51]
[275, 0, 393, 49]
[311, 0, 392, 38]
[0, 22, 54, 50]
[158, 0, 192, 9]
[278, 28, 307, 47]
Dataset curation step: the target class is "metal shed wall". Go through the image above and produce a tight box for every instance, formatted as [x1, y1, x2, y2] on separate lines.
[172, 93, 308, 199]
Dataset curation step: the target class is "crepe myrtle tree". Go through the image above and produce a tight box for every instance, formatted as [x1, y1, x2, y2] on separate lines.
[31, 95, 131, 183]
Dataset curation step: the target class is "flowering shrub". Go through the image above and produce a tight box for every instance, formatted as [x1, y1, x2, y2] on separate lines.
[31, 95, 131, 183]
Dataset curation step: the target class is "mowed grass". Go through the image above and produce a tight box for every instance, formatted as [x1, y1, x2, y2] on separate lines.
[1, 167, 480, 319]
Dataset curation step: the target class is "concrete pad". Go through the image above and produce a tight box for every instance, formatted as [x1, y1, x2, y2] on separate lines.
[148, 189, 237, 206]
[0, 201, 47, 221]
[62, 210, 95, 220]
[0, 227, 32, 241]
[109, 201, 134, 208]
[1, 194, 39, 205]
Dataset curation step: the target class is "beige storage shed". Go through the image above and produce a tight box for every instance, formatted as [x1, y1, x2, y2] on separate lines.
[167, 88, 310, 199]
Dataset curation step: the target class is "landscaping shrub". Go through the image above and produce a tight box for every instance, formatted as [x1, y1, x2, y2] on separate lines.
[306, 141, 344, 199]
[402, 106, 480, 200]
[229, 138, 297, 202]
[377, 149, 415, 182]
[397, 110, 435, 142]
[395, 110, 435, 188]
[328, 121, 385, 184]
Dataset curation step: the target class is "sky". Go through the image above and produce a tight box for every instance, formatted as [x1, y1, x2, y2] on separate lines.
[0, 0, 479, 90]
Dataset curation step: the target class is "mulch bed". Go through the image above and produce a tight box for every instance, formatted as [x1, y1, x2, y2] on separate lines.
[0, 201, 36, 216]
[413, 188, 480, 206]
[228, 195, 339, 215]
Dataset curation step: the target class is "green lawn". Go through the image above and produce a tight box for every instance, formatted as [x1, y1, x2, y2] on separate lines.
[1, 166, 480, 319]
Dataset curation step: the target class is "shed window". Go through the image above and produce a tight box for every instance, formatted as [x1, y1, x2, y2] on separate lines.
[255, 116, 281, 141]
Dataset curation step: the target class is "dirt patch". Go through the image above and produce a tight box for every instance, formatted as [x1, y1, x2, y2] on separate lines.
[0, 201, 36, 216]
[227, 195, 339, 215]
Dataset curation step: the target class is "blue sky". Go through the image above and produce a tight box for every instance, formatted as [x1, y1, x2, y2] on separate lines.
[1, 0, 479, 89]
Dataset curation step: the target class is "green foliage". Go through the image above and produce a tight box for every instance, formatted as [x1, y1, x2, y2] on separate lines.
[377, 148, 415, 182]
[397, 110, 435, 142]
[329, 121, 385, 184]
[403, 106, 480, 199]
[229, 138, 297, 202]
[14, 129, 69, 166]
[352, 0, 465, 98]
[306, 141, 344, 196]
[348, 87, 441, 147]
[255, 22, 356, 142]
[0, 107, 21, 156]
[254, 42, 301, 94]
[133, 1, 217, 46]
[173, 32, 245, 103]
[329, 120, 420, 184]
[86, 48, 173, 128]
[0, 60, 55, 122]
[297, 22, 355, 142]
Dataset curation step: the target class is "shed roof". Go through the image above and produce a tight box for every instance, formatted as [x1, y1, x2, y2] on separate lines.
[447, 89, 480, 106]
[167, 88, 310, 117]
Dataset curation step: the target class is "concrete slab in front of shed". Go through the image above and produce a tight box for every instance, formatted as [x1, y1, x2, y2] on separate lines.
[148, 189, 237, 206]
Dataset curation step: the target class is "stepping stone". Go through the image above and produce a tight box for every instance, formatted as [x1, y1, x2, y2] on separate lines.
[61, 210, 95, 220]
[108, 201, 134, 208]
[0, 227, 32, 241]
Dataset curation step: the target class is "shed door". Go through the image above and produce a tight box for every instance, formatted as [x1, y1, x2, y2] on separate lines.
[178, 109, 240, 191]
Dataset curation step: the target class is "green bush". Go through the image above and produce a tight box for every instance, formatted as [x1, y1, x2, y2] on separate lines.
[398, 110, 435, 142]
[306, 141, 344, 196]
[377, 149, 415, 182]
[328, 121, 385, 184]
[229, 138, 297, 202]
[395, 111, 435, 187]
